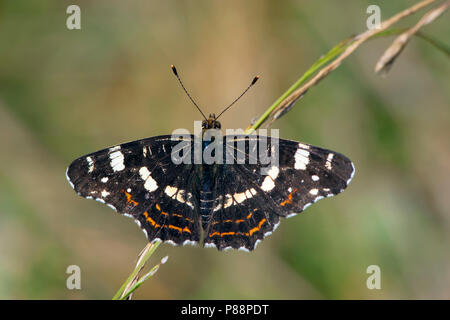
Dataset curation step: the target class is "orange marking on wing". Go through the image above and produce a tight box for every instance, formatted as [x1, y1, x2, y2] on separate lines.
[122, 190, 139, 206]
[155, 203, 171, 216]
[182, 226, 191, 233]
[211, 212, 255, 226]
[221, 232, 236, 236]
[280, 188, 298, 206]
[166, 224, 192, 234]
[248, 218, 266, 236]
[144, 211, 191, 233]
[144, 212, 161, 228]
[209, 219, 267, 238]
[168, 225, 182, 233]
[172, 213, 194, 223]
[155, 205, 194, 223]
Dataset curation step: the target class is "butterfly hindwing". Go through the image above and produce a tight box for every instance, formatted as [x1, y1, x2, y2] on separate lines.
[198, 162, 276, 251]
[137, 164, 201, 246]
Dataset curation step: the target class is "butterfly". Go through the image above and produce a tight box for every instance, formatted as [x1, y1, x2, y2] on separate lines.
[66, 66, 355, 251]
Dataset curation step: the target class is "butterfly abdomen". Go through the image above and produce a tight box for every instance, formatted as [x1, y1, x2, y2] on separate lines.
[199, 164, 215, 229]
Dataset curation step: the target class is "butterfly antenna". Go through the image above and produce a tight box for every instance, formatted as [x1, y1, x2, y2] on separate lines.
[215, 75, 259, 120]
[171, 65, 207, 120]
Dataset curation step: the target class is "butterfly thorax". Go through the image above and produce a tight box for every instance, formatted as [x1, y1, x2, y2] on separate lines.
[202, 113, 221, 131]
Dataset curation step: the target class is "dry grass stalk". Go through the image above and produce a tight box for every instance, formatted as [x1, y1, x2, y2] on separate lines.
[375, 1, 449, 74]
[269, 0, 438, 125]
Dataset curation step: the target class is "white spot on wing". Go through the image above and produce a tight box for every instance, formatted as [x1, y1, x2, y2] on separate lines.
[224, 188, 257, 207]
[182, 240, 197, 246]
[273, 221, 280, 231]
[164, 185, 178, 197]
[223, 194, 234, 209]
[294, 147, 310, 170]
[326, 153, 334, 170]
[267, 166, 280, 180]
[101, 190, 110, 198]
[152, 238, 162, 244]
[164, 185, 194, 208]
[314, 195, 324, 202]
[261, 176, 275, 191]
[165, 240, 176, 246]
[109, 147, 125, 172]
[139, 167, 158, 192]
[86, 156, 94, 173]
[101, 177, 109, 183]
[175, 188, 194, 208]
[312, 175, 319, 181]
[298, 143, 310, 149]
[233, 193, 246, 205]
[213, 202, 223, 212]
[309, 188, 319, 195]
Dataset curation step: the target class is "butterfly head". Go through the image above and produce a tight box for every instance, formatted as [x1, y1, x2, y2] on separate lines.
[202, 113, 221, 130]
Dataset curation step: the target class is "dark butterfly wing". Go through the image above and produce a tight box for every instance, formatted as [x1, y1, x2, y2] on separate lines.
[66, 135, 202, 246]
[67, 133, 354, 252]
[203, 135, 355, 251]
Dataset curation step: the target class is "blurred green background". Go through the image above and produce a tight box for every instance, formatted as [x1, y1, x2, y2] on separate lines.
[0, 0, 449, 299]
